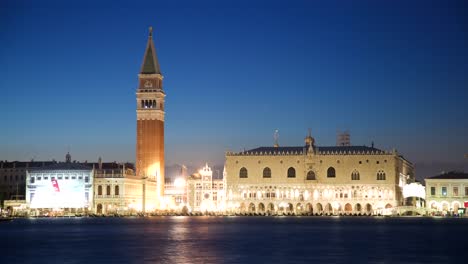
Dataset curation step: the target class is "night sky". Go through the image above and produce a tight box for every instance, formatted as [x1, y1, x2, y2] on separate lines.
[2, 1, 467, 176]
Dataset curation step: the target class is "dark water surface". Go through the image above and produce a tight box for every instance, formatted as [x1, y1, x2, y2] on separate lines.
[1, 216, 467, 263]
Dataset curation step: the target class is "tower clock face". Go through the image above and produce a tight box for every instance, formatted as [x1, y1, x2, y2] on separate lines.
[144, 80, 153, 88]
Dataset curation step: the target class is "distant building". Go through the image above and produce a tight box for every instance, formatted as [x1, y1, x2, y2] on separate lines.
[225, 132, 414, 215]
[336, 130, 351, 146]
[163, 177, 187, 211]
[187, 164, 225, 212]
[0, 160, 55, 206]
[425, 171, 468, 215]
[26, 153, 94, 215]
[93, 158, 157, 214]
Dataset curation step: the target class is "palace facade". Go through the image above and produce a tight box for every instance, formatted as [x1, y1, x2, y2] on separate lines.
[225, 133, 414, 215]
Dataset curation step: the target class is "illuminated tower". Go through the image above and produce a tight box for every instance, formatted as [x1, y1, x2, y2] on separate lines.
[136, 27, 165, 204]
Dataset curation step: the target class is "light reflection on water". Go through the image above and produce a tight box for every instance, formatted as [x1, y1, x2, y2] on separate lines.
[1, 216, 467, 263]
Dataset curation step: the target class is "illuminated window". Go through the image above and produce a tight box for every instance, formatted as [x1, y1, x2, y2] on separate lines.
[306, 171, 316, 180]
[351, 170, 360, 180]
[263, 167, 271, 178]
[98, 185, 102, 195]
[327, 167, 336, 178]
[453, 187, 458, 196]
[430, 187, 435, 196]
[287, 167, 296, 178]
[239, 167, 248, 178]
[441, 187, 447, 196]
[377, 171, 386, 180]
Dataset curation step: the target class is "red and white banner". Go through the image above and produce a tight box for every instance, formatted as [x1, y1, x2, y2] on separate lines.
[51, 179, 60, 192]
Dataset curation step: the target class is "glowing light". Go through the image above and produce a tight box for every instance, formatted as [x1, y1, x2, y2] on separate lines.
[174, 177, 186, 188]
[403, 183, 425, 199]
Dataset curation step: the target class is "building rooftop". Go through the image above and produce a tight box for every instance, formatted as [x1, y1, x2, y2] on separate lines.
[426, 171, 468, 180]
[228, 145, 390, 156]
[31, 162, 92, 171]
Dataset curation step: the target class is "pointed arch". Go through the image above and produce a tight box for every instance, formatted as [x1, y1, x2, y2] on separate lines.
[377, 170, 386, 180]
[263, 167, 271, 178]
[306, 170, 316, 180]
[239, 167, 248, 178]
[287, 167, 296, 178]
[327, 167, 336, 178]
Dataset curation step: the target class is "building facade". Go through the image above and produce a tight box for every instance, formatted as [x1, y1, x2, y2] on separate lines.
[187, 164, 225, 213]
[26, 153, 94, 215]
[225, 133, 414, 215]
[0, 160, 55, 206]
[93, 159, 157, 214]
[425, 171, 468, 215]
[136, 27, 166, 207]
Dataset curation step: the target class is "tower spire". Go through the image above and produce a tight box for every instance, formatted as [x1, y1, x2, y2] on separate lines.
[140, 26, 161, 74]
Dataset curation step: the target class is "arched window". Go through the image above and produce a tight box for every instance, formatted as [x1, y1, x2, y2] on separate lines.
[106, 185, 111, 195]
[98, 185, 102, 195]
[351, 170, 360, 180]
[287, 167, 296, 178]
[239, 167, 248, 178]
[115, 185, 119, 196]
[153, 100, 156, 108]
[327, 167, 336, 178]
[377, 170, 386, 180]
[263, 167, 271, 178]
[306, 171, 316, 180]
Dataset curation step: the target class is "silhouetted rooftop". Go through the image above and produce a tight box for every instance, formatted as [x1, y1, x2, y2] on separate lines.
[427, 171, 468, 180]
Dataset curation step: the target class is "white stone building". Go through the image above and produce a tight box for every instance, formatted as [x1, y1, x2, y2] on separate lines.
[93, 159, 157, 215]
[425, 171, 468, 215]
[187, 164, 225, 213]
[26, 153, 93, 215]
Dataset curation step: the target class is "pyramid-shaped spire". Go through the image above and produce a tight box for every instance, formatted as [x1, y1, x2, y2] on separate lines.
[140, 27, 161, 74]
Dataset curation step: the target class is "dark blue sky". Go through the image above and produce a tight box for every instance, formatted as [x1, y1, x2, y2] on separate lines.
[1, 0, 467, 172]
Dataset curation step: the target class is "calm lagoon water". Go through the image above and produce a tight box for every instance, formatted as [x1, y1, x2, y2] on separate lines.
[1, 216, 467, 263]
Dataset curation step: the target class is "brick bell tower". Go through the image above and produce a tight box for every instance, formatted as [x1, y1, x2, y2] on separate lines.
[136, 27, 165, 204]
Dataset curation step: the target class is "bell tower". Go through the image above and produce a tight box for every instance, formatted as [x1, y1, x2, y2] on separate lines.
[136, 27, 165, 204]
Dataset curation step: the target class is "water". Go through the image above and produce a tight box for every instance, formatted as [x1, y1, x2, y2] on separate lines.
[1, 216, 467, 263]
